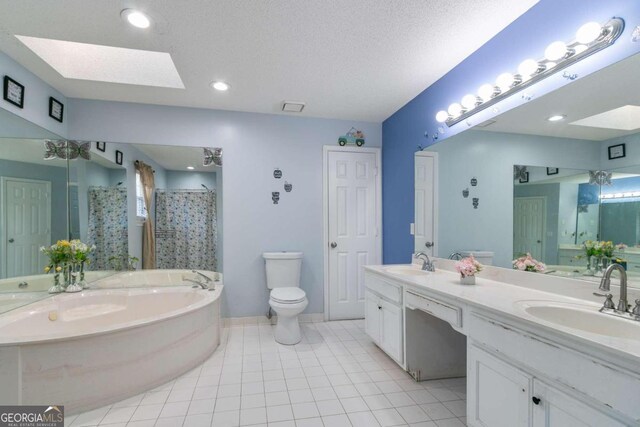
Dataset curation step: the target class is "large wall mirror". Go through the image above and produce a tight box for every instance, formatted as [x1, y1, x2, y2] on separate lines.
[416, 51, 640, 286]
[0, 109, 222, 313]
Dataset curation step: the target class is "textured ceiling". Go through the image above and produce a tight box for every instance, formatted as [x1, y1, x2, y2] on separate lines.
[0, 0, 538, 122]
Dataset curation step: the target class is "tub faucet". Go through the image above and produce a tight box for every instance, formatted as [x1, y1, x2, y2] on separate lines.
[414, 252, 435, 272]
[448, 252, 463, 260]
[184, 278, 209, 290]
[192, 270, 213, 283]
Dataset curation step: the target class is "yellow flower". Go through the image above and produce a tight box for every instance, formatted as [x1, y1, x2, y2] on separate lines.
[44, 266, 51, 272]
[57, 240, 71, 247]
[55, 266, 62, 272]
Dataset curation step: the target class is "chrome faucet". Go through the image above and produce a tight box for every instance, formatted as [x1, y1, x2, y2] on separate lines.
[448, 252, 463, 260]
[595, 263, 640, 321]
[414, 252, 435, 272]
[184, 278, 209, 290]
[192, 270, 213, 283]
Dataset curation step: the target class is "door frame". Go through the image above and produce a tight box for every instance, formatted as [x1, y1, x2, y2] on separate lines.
[0, 176, 52, 279]
[323, 145, 382, 321]
[414, 151, 439, 257]
[513, 196, 547, 261]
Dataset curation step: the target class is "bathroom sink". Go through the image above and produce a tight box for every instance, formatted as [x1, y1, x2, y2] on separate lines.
[384, 266, 430, 276]
[517, 301, 640, 339]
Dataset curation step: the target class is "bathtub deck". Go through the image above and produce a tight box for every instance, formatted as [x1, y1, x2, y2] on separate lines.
[65, 319, 467, 427]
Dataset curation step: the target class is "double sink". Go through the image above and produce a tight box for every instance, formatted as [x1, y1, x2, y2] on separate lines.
[382, 264, 640, 340]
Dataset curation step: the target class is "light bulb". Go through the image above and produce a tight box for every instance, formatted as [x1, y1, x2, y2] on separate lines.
[545, 41, 568, 61]
[448, 103, 463, 117]
[478, 84, 497, 101]
[496, 73, 515, 91]
[211, 81, 230, 91]
[461, 94, 479, 110]
[576, 22, 602, 44]
[435, 110, 449, 123]
[518, 59, 541, 77]
[121, 9, 151, 29]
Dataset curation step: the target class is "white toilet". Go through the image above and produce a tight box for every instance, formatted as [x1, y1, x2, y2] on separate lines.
[263, 251, 308, 345]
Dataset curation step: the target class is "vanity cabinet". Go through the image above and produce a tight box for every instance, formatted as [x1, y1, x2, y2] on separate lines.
[468, 344, 628, 427]
[364, 273, 403, 364]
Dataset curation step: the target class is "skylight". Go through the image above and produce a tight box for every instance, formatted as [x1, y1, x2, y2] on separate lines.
[569, 105, 640, 131]
[16, 35, 184, 89]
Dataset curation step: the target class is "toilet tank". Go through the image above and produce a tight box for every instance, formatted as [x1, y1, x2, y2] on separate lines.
[263, 252, 303, 289]
[460, 250, 494, 266]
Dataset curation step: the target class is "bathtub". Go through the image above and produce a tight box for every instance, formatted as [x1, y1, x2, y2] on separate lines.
[0, 274, 222, 414]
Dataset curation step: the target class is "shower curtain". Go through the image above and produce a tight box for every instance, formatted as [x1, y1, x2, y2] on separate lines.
[87, 187, 128, 270]
[155, 190, 218, 271]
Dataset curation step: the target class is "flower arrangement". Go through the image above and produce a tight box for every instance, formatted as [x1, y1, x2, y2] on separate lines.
[512, 253, 546, 273]
[455, 256, 483, 278]
[41, 239, 95, 293]
[616, 243, 628, 251]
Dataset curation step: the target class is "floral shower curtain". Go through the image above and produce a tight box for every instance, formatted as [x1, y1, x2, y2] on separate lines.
[155, 190, 217, 271]
[87, 187, 128, 270]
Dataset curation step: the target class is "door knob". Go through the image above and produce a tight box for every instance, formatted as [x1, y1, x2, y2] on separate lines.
[8, 238, 14, 243]
[425, 242, 434, 248]
[330, 242, 337, 249]
[537, 240, 542, 243]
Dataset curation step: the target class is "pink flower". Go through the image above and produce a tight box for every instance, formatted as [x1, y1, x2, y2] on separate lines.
[455, 256, 483, 277]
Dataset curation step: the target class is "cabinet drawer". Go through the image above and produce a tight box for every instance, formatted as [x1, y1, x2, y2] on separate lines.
[405, 290, 462, 328]
[365, 273, 402, 304]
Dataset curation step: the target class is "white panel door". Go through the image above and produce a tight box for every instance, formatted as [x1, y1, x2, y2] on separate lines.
[415, 152, 437, 255]
[328, 151, 379, 320]
[3, 178, 51, 278]
[513, 197, 545, 260]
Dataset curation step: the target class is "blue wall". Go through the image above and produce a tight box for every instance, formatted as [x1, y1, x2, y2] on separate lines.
[382, 0, 640, 264]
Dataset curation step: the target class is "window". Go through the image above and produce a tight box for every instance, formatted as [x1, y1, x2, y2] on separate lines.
[136, 171, 147, 219]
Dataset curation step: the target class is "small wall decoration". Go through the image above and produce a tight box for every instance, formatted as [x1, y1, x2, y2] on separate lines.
[3, 76, 24, 108]
[470, 177, 478, 187]
[44, 140, 91, 160]
[608, 143, 626, 160]
[273, 168, 282, 179]
[547, 167, 559, 175]
[284, 182, 293, 192]
[513, 165, 528, 181]
[338, 127, 365, 147]
[519, 172, 529, 184]
[96, 141, 106, 152]
[115, 150, 124, 165]
[462, 188, 469, 198]
[472, 198, 479, 209]
[203, 147, 223, 166]
[49, 97, 64, 122]
[589, 170, 612, 186]
[272, 191, 280, 204]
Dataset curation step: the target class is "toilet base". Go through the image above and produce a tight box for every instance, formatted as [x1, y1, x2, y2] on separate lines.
[274, 315, 302, 345]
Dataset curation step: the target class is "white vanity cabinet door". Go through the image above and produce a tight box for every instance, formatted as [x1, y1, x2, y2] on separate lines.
[532, 380, 627, 427]
[365, 291, 381, 343]
[379, 299, 403, 363]
[468, 344, 532, 427]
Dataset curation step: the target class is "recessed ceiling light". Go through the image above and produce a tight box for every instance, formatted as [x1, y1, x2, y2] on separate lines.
[548, 115, 566, 122]
[187, 166, 195, 170]
[121, 9, 151, 29]
[211, 81, 230, 91]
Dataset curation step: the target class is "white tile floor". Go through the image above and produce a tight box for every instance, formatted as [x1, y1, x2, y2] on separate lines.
[66, 320, 467, 427]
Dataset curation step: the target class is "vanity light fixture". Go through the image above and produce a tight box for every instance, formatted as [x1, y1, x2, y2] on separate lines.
[121, 9, 151, 29]
[435, 18, 625, 126]
[211, 81, 230, 91]
[547, 115, 566, 122]
[601, 192, 640, 200]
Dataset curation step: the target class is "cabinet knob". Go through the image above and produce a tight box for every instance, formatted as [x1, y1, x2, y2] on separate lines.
[8, 238, 14, 243]
[532, 396, 541, 405]
[377, 305, 382, 310]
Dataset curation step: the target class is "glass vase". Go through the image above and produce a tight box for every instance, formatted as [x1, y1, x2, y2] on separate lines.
[583, 255, 594, 276]
[594, 256, 604, 276]
[48, 271, 64, 294]
[66, 263, 83, 293]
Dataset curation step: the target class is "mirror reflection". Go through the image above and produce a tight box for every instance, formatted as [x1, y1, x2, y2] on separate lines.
[416, 52, 640, 286]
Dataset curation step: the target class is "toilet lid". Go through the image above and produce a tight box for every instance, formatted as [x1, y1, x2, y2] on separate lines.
[271, 287, 306, 304]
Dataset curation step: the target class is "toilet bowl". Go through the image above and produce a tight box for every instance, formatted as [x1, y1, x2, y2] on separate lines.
[263, 252, 307, 345]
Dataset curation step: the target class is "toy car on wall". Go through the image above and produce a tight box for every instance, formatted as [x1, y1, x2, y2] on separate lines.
[338, 127, 365, 146]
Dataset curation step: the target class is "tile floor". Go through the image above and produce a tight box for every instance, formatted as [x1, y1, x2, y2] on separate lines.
[66, 319, 467, 427]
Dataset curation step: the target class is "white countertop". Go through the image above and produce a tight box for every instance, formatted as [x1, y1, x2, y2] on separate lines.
[365, 261, 640, 367]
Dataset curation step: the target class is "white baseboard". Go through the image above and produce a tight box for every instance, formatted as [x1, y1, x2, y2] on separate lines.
[223, 313, 324, 327]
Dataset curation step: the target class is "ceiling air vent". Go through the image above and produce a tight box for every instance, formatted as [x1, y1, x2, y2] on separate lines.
[282, 101, 305, 113]
[475, 119, 497, 128]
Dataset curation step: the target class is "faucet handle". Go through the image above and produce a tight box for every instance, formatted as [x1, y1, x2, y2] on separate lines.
[632, 299, 640, 316]
[593, 293, 615, 310]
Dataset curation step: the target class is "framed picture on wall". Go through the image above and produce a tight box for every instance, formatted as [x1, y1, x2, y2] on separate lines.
[546, 167, 559, 175]
[49, 97, 64, 122]
[519, 172, 529, 184]
[608, 143, 626, 160]
[115, 150, 123, 165]
[3, 76, 24, 108]
[96, 141, 106, 152]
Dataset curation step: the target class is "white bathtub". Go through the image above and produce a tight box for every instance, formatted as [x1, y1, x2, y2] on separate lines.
[0, 272, 222, 414]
